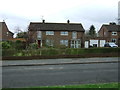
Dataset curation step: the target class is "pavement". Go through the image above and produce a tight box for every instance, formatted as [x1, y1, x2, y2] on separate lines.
[2, 57, 119, 67]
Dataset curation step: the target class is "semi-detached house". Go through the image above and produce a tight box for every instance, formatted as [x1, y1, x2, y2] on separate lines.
[28, 20, 85, 48]
[98, 22, 120, 46]
[0, 22, 14, 41]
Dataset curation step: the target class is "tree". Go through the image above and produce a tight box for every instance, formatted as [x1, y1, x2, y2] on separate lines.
[89, 25, 96, 37]
[16, 32, 28, 38]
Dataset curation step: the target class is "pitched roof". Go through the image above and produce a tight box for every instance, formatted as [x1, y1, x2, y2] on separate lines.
[29, 22, 85, 32]
[103, 24, 120, 32]
[0, 22, 14, 35]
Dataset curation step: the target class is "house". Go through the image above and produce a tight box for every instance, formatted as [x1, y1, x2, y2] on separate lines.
[0, 22, 14, 41]
[28, 20, 85, 48]
[98, 22, 120, 46]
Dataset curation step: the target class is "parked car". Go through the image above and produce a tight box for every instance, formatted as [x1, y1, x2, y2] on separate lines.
[104, 42, 118, 48]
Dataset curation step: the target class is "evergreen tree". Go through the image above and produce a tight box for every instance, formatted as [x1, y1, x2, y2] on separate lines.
[89, 25, 96, 37]
[16, 32, 28, 38]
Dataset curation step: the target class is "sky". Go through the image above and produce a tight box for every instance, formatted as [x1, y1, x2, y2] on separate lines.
[0, 0, 119, 35]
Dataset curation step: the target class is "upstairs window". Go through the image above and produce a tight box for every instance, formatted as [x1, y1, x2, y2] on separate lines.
[60, 31, 68, 35]
[112, 32, 117, 36]
[6, 32, 9, 36]
[37, 31, 41, 39]
[46, 31, 54, 35]
[72, 31, 77, 39]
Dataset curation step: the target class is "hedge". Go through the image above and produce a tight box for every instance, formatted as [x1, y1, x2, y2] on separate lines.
[2, 48, 120, 57]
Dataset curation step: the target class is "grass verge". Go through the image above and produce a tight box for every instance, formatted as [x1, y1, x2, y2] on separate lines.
[2, 82, 119, 90]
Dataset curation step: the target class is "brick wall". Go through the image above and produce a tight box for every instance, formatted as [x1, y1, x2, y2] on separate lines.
[0, 22, 13, 41]
[98, 25, 120, 45]
[29, 30, 85, 47]
[98, 26, 109, 37]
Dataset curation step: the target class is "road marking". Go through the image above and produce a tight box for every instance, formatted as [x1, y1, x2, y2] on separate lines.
[59, 67, 64, 69]
[49, 67, 54, 70]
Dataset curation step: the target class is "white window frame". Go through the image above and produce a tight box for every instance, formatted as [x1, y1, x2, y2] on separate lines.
[60, 40, 68, 46]
[104, 32, 106, 36]
[46, 39, 54, 46]
[60, 31, 68, 36]
[112, 32, 117, 36]
[46, 31, 54, 35]
[6, 32, 9, 36]
[72, 31, 77, 39]
[37, 31, 42, 39]
[70, 40, 81, 48]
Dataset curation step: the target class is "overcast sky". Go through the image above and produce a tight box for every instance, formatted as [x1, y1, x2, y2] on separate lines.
[0, 0, 119, 34]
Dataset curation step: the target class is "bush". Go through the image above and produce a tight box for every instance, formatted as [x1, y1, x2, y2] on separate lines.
[2, 47, 120, 57]
[2, 41, 11, 49]
[28, 43, 38, 49]
[14, 40, 26, 50]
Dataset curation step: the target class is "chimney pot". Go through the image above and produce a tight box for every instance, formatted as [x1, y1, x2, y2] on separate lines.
[109, 22, 116, 25]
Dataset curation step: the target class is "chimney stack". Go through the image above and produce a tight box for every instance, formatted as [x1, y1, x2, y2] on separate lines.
[67, 20, 70, 24]
[109, 22, 116, 25]
[42, 20, 45, 23]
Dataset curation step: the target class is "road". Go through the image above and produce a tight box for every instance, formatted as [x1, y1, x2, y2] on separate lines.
[2, 62, 118, 88]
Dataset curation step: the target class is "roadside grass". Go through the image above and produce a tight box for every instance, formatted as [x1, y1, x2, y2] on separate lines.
[33, 82, 119, 88]
[2, 82, 119, 90]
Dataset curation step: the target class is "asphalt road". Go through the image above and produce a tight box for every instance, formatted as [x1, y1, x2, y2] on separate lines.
[2, 61, 118, 88]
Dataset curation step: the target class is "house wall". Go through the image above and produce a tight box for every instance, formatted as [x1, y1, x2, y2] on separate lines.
[98, 25, 120, 45]
[28, 31, 37, 43]
[0, 22, 13, 41]
[110, 32, 120, 45]
[29, 30, 85, 48]
[98, 26, 109, 37]
[42, 31, 84, 47]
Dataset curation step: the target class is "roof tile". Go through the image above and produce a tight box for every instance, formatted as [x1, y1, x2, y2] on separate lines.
[29, 22, 85, 32]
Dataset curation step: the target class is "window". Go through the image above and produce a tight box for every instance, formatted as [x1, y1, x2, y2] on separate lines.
[72, 32, 77, 39]
[37, 31, 41, 39]
[112, 32, 117, 36]
[111, 38, 117, 43]
[70, 40, 81, 48]
[60, 31, 68, 35]
[60, 40, 68, 46]
[46, 39, 54, 46]
[104, 32, 106, 36]
[6, 32, 9, 36]
[46, 31, 54, 35]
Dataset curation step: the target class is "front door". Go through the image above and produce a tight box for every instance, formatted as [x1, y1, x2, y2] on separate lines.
[38, 40, 41, 48]
[38, 40, 42, 48]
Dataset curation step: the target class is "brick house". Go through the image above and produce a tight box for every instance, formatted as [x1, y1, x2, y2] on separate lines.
[0, 22, 14, 41]
[98, 22, 120, 46]
[28, 20, 85, 48]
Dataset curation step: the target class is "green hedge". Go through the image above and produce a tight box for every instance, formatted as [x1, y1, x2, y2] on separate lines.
[2, 48, 120, 57]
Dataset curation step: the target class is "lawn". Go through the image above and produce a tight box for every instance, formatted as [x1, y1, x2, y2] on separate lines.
[33, 82, 119, 88]
[2, 82, 119, 90]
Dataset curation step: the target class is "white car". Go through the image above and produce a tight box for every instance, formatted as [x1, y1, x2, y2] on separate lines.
[104, 42, 118, 48]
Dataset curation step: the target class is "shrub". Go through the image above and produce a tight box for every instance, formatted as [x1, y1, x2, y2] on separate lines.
[28, 43, 38, 49]
[2, 41, 11, 49]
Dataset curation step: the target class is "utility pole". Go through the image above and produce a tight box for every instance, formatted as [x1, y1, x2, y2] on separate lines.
[118, 1, 120, 24]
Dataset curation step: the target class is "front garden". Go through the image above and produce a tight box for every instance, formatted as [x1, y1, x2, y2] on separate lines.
[1, 41, 120, 57]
